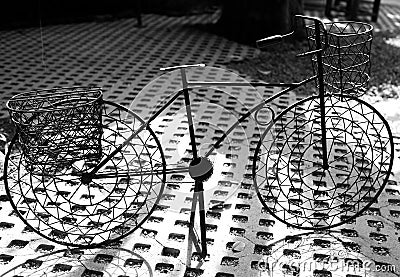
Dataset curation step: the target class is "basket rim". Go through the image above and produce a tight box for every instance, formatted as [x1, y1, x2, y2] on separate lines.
[308, 21, 374, 37]
[6, 86, 103, 113]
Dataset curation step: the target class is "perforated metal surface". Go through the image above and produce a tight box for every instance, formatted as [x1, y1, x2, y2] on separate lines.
[1, 11, 400, 277]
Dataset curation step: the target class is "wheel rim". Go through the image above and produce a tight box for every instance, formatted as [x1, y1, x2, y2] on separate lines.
[253, 94, 394, 230]
[4, 101, 166, 247]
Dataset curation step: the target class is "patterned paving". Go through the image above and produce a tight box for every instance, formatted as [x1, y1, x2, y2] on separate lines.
[375, 4, 400, 31]
[305, 2, 400, 31]
[1, 7, 400, 277]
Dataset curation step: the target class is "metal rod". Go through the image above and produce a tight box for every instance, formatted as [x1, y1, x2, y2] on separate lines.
[180, 67, 207, 257]
[89, 123, 147, 175]
[74, 167, 190, 179]
[196, 181, 207, 258]
[147, 89, 185, 123]
[189, 188, 199, 228]
[204, 75, 318, 158]
[136, 0, 143, 27]
[188, 81, 299, 88]
[160, 64, 205, 71]
[186, 217, 202, 266]
[181, 68, 198, 161]
[315, 21, 329, 170]
[337, 35, 344, 99]
[88, 90, 184, 176]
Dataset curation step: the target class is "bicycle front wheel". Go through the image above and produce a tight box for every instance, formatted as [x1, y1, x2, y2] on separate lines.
[253, 94, 394, 230]
[4, 101, 166, 247]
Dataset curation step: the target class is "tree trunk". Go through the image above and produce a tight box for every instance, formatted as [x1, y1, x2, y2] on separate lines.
[217, 0, 304, 43]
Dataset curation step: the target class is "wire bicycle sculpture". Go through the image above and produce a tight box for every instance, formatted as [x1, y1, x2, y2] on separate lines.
[3, 15, 394, 258]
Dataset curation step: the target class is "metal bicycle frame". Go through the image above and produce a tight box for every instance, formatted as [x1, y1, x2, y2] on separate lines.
[81, 15, 328, 258]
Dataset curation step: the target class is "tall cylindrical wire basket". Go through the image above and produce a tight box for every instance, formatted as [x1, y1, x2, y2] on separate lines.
[6, 86, 103, 175]
[306, 21, 373, 97]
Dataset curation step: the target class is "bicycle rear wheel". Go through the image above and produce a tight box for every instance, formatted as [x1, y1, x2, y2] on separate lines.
[253, 94, 394, 230]
[4, 101, 166, 247]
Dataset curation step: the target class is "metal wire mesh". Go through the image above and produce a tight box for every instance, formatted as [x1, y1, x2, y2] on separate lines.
[306, 21, 373, 97]
[253, 94, 393, 230]
[6, 87, 103, 174]
[4, 101, 165, 248]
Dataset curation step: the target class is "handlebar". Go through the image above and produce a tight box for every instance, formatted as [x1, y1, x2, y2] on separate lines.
[160, 64, 206, 71]
[257, 33, 291, 48]
[256, 15, 328, 56]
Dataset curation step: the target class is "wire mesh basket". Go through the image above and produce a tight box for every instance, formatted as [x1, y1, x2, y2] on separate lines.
[7, 86, 103, 174]
[306, 21, 373, 97]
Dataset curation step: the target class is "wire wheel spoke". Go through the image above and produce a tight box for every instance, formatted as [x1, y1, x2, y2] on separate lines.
[253, 95, 394, 230]
[4, 100, 166, 248]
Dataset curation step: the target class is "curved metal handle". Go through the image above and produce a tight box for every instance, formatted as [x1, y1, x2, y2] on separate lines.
[256, 35, 283, 48]
[294, 15, 329, 57]
[256, 15, 329, 55]
[256, 33, 293, 49]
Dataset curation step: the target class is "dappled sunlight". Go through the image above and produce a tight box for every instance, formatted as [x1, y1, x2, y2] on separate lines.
[386, 12, 400, 20]
[384, 35, 400, 48]
[365, 84, 400, 101]
[363, 84, 400, 177]
[363, 84, 400, 136]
